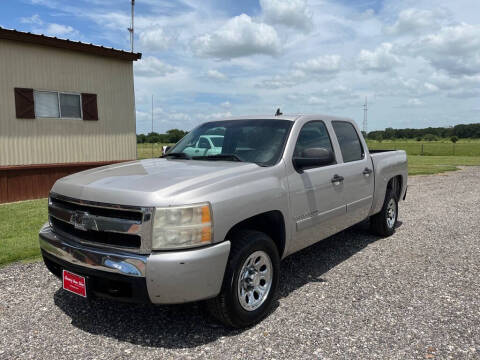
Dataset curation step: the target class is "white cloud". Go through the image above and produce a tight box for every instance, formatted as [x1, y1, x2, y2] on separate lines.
[384, 8, 441, 35]
[169, 112, 191, 121]
[411, 23, 480, 75]
[424, 82, 439, 92]
[139, 28, 172, 51]
[193, 14, 281, 58]
[134, 56, 177, 77]
[294, 55, 342, 74]
[206, 69, 227, 80]
[255, 70, 307, 89]
[407, 98, 423, 106]
[220, 101, 231, 108]
[21, 14, 78, 38]
[307, 96, 326, 105]
[20, 14, 43, 25]
[358, 43, 400, 72]
[260, 0, 313, 32]
[198, 112, 232, 121]
[41, 23, 77, 37]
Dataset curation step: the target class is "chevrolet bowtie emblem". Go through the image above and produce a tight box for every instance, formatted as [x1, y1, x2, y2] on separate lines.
[71, 211, 96, 231]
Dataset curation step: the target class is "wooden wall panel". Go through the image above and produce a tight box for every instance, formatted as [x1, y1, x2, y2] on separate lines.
[0, 172, 8, 203]
[0, 161, 126, 204]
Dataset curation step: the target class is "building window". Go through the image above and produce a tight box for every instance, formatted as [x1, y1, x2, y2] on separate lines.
[34, 90, 82, 119]
[34, 91, 60, 118]
[60, 93, 82, 118]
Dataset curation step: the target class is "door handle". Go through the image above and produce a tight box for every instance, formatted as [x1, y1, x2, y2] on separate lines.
[363, 167, 373, 175]
[331, 174, 344, 184]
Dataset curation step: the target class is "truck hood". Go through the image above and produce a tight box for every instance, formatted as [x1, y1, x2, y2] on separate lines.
[52, 158, 262, 206]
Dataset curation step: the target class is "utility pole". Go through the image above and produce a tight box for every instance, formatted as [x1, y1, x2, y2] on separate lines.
[128, 0, 135, 52]
[362, 96, 368, 134]
[151, 95, 154, 158]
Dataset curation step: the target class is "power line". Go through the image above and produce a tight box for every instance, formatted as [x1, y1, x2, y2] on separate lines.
[362, 96, 368, 134]
[151, 95, 154, 158]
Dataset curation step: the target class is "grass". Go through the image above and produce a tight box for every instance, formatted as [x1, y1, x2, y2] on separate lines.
[407, 155, 480, 175]
[0, 198, 48, 266]
[366, 139, 480, 156]
[137, 143, 173, 159]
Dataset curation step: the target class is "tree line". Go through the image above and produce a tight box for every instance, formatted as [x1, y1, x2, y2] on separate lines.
[367, 123, 480, 141]
[137, 129, 188, 144]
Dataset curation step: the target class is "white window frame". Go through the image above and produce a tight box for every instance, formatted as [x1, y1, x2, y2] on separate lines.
[34, 90, 83, 120]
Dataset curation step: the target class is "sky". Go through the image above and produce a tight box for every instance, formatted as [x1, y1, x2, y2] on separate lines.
[1, 0, 480, 134]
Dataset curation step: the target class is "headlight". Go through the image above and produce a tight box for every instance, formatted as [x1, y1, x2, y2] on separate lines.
[152, 203, 213, 250]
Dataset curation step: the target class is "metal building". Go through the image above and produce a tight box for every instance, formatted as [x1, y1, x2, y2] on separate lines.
[0, 28, 141, 203]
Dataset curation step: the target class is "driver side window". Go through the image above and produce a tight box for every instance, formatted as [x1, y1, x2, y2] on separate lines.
[294, 121, 335, 161]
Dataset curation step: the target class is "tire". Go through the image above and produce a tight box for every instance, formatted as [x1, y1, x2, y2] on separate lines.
[206, 230, 280, 328]
[370, 190, 398, 237]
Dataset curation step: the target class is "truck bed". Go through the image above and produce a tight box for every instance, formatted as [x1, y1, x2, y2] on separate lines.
[369, 150, 408, 216]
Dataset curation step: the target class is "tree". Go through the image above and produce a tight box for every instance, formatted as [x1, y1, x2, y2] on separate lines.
[450, 136, 458, 143]
[166, 129, 188, 143]
[384, 127, 395, 139]
[423, 134, 437, 141]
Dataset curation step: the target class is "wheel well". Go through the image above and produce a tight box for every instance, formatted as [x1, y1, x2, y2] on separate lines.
[387, 175, 402, 201]
[225, 211, 286, 258]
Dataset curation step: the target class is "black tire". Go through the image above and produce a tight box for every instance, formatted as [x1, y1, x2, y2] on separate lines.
[206, 230, 280, 328]
[370, 190, 398, 237]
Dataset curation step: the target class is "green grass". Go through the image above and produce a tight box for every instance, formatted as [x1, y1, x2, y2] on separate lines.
[137, 143, 173, 159]
[0, 198, 48, 266]
[407, 155, 480, 175]
[366, 139, 480, 156]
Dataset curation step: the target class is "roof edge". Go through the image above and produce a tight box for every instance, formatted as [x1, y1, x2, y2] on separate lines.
[0, 27, 142, 61]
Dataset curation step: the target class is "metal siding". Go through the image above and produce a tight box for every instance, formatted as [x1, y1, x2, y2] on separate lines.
[0, 39, 136, 166]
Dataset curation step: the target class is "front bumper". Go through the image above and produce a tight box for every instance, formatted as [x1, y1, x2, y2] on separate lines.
[39, 224, 231, 304]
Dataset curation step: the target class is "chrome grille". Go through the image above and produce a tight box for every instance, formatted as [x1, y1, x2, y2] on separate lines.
[48, 193, 153, 254]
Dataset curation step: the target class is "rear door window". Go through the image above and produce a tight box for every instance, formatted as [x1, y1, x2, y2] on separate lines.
[332, 121, 364, 162]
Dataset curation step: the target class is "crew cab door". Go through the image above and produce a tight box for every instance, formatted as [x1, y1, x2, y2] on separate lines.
[330, 121, 374, 226]
[286, 121, 347, 253]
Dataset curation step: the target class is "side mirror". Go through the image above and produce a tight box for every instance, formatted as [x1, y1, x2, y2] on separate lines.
[293, 147, 335, 172]
[163, 146, 171, 155]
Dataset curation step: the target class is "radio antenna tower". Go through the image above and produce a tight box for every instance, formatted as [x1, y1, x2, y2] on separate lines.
[128, 0, 135, 52]
[362, 96, 368, 134]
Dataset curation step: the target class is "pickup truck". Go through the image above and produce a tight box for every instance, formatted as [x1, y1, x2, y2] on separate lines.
[39, 114, 407, 328]
[182, 134, 223, 157]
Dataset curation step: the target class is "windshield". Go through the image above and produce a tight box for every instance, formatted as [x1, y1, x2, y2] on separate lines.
[167, 119, 293, 166]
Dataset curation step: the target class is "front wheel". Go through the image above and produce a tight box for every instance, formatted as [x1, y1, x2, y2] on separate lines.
[206, 230, 280, 328]
[370, 190, 398, 236]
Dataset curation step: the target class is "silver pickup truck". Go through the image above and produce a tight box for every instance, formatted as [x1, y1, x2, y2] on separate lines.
[39, 114, 407, 327]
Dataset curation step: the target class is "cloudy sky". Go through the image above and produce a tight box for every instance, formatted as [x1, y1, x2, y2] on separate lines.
[2, 0, 480, 133]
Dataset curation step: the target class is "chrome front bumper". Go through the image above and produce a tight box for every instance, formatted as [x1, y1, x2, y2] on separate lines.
[39, 224, 231, 304]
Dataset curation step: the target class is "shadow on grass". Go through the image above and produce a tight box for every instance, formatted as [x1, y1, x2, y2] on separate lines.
[54, 223, 386, 349]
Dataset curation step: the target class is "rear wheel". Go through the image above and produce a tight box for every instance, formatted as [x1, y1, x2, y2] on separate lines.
[370, 190, 398, 236]
[206, 230, 280, 328]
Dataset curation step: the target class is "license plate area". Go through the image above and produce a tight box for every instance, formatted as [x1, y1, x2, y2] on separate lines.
[62, 269, 87, 298]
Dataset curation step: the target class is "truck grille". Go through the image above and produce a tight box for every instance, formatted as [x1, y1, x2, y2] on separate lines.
[48, 193, 153, 253]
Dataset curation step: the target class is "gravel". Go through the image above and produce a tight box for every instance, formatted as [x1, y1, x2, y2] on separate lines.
[1, 167, 480, 360]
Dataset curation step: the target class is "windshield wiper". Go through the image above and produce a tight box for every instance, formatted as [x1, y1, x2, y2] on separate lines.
[163, 152, 191, 159]
[192, 154, 244, 162]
